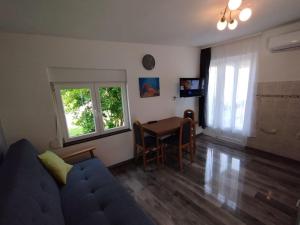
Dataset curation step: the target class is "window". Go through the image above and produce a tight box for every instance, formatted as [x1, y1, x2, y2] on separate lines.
[54, 82, 129, 143]
[207, 61, 252, 133]
[222, 65, 235, 129]
[207, 62, 251, 133]
[235, 67, 250, 130]
[205, 36, 259, 144]
[207, 66, 217, 127]
[60, 87, 96, 138]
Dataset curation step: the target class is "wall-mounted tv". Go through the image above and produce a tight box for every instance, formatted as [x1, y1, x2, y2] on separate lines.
[180, 78, 201, 97]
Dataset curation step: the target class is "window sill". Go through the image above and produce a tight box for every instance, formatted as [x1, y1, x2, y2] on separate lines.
[63, 128, 131, 147]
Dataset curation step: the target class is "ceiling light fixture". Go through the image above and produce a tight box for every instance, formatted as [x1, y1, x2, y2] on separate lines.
[216, 0, 252, 31]
[228, 0, 242, 10]
[228, 11, 238, 30]
[228, 19, 238, 30]
[239, 8, 252, 21]
[217, 17, 227, 31]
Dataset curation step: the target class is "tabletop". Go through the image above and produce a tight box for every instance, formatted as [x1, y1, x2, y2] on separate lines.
[142, 117, 184, 137]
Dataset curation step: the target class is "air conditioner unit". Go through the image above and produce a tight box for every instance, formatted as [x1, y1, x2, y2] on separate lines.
[268, 30, 300, 52]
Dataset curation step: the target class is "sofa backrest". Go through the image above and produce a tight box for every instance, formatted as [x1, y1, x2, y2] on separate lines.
[0, 139, 65, 225]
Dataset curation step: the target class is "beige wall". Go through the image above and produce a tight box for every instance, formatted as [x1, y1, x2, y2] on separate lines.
[247, 21, 300, 160]
[257, 21, 300, 82]
[0, 33, 200, 166]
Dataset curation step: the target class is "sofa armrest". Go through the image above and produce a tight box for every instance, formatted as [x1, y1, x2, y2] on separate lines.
[61, 147, 96, 160]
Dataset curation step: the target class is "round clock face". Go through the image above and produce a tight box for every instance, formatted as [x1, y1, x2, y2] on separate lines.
[142, 54, 155, 70]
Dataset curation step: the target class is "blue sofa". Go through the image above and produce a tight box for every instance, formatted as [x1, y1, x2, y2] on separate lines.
[0, 139, 155, 225]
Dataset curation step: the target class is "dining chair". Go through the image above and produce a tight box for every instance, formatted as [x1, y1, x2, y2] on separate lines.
[133, 121, 164, 170]
[184, 109, 195, 121]
[162, 118, 193, 172]
[183, 109, 196, 153]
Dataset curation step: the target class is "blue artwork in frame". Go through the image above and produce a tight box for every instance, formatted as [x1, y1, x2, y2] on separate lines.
[139, 77, 160, 98]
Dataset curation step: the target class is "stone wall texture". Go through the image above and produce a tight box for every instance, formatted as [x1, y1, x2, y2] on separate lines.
[247, 81, 300, 161]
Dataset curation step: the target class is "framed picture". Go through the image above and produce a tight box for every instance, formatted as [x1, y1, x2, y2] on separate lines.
[139, 77, 160, 98]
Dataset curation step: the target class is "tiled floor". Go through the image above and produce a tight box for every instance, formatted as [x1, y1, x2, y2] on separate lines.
[112, 135, 300, 225]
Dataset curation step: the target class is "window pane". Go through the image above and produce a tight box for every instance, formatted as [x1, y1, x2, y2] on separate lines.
[207, 66, 218, 127]
[222, 65, 235, 129]
[60, 88, 96, 138]
[235, 67, 250, 130]
[99, 87, 124, 130]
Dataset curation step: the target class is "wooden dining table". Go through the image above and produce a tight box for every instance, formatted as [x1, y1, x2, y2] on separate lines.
[142, 116, 184, 146]
[142, 116, 197, 158]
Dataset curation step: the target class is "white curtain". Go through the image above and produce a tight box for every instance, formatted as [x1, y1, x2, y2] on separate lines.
[206, 37, 260, 144]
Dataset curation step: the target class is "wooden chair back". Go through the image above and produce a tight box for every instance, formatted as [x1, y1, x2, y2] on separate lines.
[179, 118, 192, 146]
[184, 109, 195, 121]
[133, 121, 145, 148]
[133, 120, 164, 170]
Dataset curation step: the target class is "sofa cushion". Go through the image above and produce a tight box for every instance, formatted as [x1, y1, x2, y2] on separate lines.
[38, 150, 73, 184]
[0, 139, 65, 225]
[61, 159, 154, 225]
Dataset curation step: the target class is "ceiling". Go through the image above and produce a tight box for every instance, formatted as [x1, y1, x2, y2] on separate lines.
[0, 0, 300, 47]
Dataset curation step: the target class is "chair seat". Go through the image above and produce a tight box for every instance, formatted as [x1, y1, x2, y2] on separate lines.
[162, 134, 179, 146]
[144, 136, 158, 148]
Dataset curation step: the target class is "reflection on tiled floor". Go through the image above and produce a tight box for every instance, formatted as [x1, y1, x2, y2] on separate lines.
[112, 135, 300, 225]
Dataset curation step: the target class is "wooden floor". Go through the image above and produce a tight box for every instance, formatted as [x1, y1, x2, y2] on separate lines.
[111, 135, 300, 225]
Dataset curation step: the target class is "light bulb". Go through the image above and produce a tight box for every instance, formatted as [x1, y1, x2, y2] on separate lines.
[239, 8, 252, 22]
[217, 18, 227, 31]
[228, 19, 238, 30]
[228, 0, 242, 10]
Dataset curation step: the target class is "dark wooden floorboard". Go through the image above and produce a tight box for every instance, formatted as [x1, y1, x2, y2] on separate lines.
[111, 135, 300, 225]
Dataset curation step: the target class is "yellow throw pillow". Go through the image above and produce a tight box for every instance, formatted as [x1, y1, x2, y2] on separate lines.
[38, 151, 73, 185]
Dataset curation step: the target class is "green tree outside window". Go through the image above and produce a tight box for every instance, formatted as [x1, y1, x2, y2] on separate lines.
[99, 87, 124, 129]
[60, 87, 124, 138]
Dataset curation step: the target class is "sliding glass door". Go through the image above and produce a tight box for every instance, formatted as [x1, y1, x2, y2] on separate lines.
[205, 38, 259, 144]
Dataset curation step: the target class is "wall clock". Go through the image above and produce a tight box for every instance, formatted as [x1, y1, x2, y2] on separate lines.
[142, 54, 155, 70]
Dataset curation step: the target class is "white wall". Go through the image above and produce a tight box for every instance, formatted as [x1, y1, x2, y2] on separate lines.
[0, 33, 200, 166]
[257, 21, 300, 82]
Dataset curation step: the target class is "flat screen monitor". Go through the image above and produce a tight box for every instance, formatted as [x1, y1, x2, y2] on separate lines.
[180, 78, 201, 97]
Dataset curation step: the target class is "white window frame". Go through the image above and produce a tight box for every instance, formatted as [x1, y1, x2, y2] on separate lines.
[54, 82, 130, 143]
[95, 82, 129, 134]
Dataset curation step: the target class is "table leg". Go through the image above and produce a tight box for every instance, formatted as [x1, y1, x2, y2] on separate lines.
[156, 136, 160, 166]
[89, 150, 95, 158]
[192, 124, 196, 154]
[134, 145, 138, 163]
[179, 146, 183, 172]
